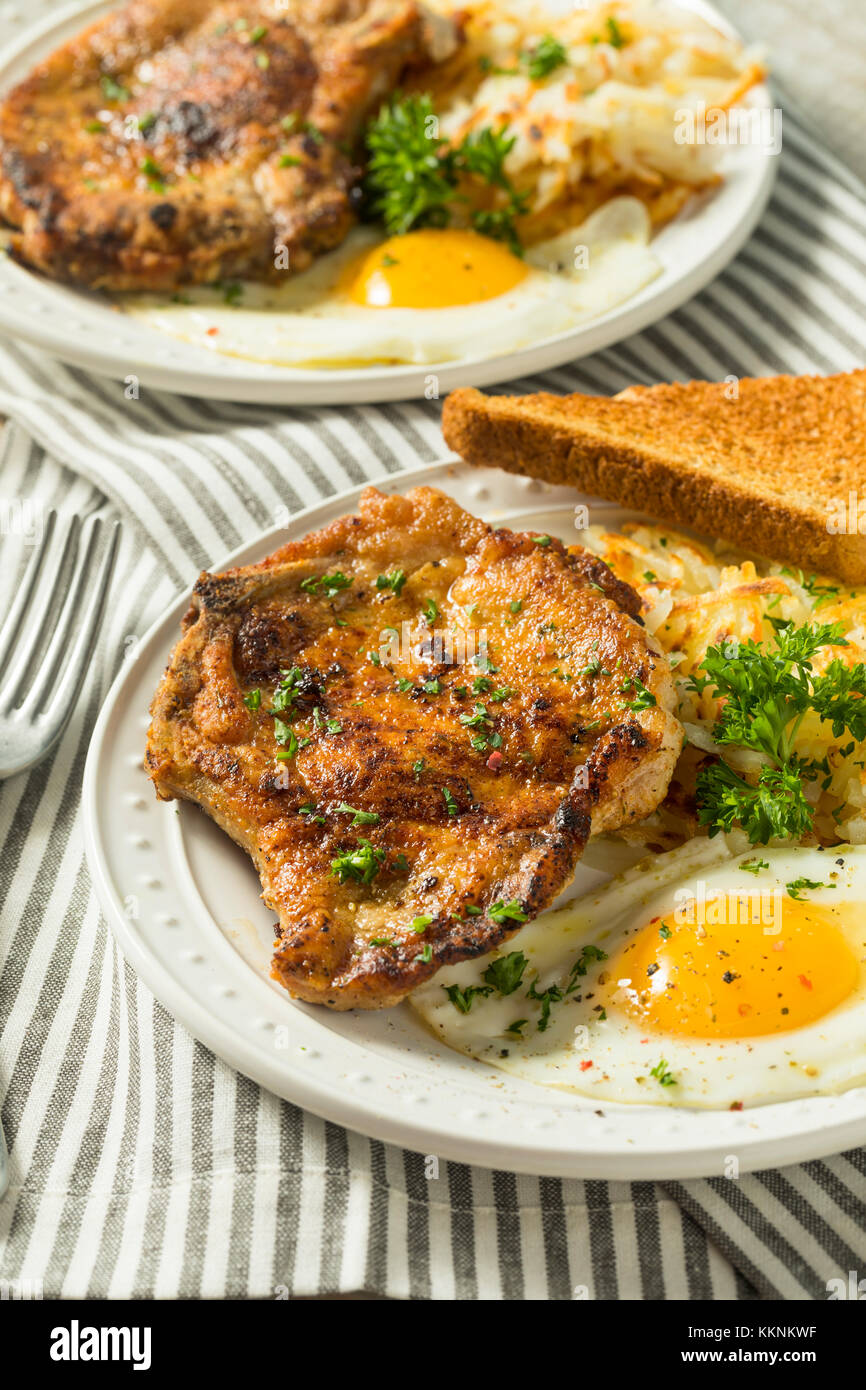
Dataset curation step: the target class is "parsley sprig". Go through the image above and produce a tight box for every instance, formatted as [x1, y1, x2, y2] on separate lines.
[364, 94, 528, 253]
[690, 620, 866, 843]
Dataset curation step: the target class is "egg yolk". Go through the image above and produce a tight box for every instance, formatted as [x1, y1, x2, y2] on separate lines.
[347, 229, 528, 309]
[605, 898, 859, 1039]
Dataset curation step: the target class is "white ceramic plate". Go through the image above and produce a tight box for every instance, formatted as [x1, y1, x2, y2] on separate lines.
[83, 460, 866, 1177]
[0, 0, 776, 404]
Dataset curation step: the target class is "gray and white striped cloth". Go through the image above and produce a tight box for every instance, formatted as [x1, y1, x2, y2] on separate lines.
[1, 109, 866, 1301]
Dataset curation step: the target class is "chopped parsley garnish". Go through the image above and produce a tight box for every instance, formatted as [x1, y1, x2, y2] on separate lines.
[412, 758, 426, 777]
[650, 1058, 676, 1087]
[526, 978, 562, 1032]
[369, 938, 393, 949]
[739, 859, 769, 875]
[472, 675, 492, 694]
[522, 34, 568, 81]
[506, 1019, 528, 1036]
[279, 154, 301, 168]
[619, 676, 657, 711]
[249, 23, 268, 42]
[300, 570, 352, 598]
[489, 686, 513, 703]
[376, 568, 407, 595]
[786, 877, 835, 900]
[417, 943, 433, 963]
[396, 678, 414, 692]
[658, 923, 672, 940]
[423, 677, 443, 695]
[604, 16, 626, 48]
[482, 950, 528, 995]
[564, 943, 607, 992]
[334, 803, 380, 827]
[243, 688, 261, 712]
[273, 721, 297, 757]
[691, 620, 866, 843]
[488, 899, 528, 926]
[443, 983, 493, 1014]
[100, 74, 130, 102]
[532, 535, 551, 546]
[271, 666, 303, 714]
[330, 838, 385, 885]
[459, 703, 492, 729]
[781, 568, 841, 610]
[421, 597, 439, 625]
[411, 914, 433, 932]
[442, 787, 459, 816]
[140, 156, 165, 192]
[509, 599, 523, 614]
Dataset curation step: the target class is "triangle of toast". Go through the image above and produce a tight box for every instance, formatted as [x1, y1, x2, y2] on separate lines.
[442, 371, 866, 583]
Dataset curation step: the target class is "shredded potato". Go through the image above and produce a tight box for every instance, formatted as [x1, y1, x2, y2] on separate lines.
[578, 522, 866, 847]
[421, 0, 765, 241]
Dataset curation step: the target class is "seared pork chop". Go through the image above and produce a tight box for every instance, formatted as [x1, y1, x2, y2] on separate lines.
[0, 0, 450, 290]
[146, 487, 682, 1009]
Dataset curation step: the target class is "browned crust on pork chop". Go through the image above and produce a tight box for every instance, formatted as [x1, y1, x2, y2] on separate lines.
[146, 485, 682, 1008]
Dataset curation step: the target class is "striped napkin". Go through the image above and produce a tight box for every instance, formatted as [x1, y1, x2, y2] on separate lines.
[1, 110, 866, 1302]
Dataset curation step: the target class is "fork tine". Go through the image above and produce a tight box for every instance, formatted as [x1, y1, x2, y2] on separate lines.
[34, 520, 121, 728]
[0, 513, 81, 713]
[0, 514, 83, 714]
[19, 517, 118, 719]
[0, 508, 58, 672]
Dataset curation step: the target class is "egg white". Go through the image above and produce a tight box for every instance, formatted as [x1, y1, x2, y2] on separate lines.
[122, 197, 660, 367]
[410, 838, 866, 1110]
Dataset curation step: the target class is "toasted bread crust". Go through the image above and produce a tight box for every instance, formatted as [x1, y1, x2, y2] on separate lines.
[441, 372, 866, 583]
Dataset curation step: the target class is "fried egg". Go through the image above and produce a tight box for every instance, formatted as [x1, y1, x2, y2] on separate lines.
[410, 837, 866, 1109]
[123, 197, 660, 367]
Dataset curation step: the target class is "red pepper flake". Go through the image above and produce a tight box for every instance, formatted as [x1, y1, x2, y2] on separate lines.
[579, 1059, 593, 1071]
[799, 974, 813, 990]
[730, 1100, 744, 1111]
[206, 326, 219, 336]
[486, 750, 503, 771]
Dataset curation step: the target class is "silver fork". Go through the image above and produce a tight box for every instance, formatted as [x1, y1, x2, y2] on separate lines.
[0, 510, 120, 778]
[0, 509, 120, 1197]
